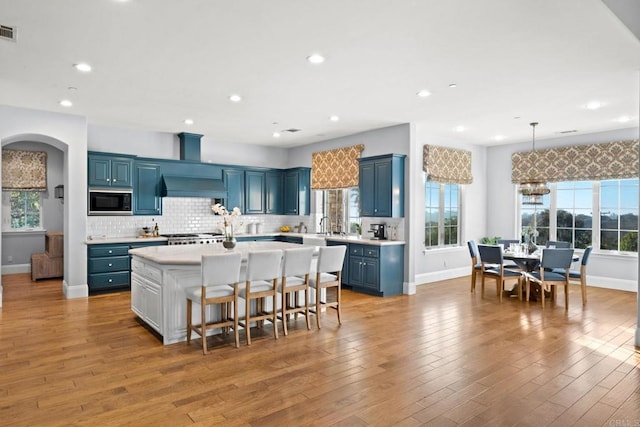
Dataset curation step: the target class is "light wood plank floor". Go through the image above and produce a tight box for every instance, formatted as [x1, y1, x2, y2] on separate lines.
[1, 273, 639, 426]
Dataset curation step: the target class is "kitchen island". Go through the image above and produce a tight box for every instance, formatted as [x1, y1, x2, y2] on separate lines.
[129, 241, 320, 345]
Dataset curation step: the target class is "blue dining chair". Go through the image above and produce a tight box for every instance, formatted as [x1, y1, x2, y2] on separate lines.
[467, 240, 497, 293]
[546, 240, 571, 248]
[497, 239, 521, 269]
[551, 246, 592, 306]
[525, 248, 574, 309]
[477, 244, 522, 302]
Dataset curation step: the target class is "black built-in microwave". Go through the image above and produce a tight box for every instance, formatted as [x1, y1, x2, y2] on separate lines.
[88, 189, 133, 215]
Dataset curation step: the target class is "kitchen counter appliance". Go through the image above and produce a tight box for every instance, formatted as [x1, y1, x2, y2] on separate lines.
[369, 223, 386, 240]
[162, 233, 224, 245]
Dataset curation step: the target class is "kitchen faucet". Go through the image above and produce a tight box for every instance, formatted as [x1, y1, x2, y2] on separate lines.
[319, 216, 328, 235]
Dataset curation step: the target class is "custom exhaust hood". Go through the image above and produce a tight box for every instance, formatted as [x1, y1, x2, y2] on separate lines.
[161, 175, 226, 198]
[160, 132, 227, 198]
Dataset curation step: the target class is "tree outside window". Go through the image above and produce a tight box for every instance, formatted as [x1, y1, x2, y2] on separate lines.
[8, 191, 42, 229]
[425, 180, 460, 248]
[600, 179, 638, 252]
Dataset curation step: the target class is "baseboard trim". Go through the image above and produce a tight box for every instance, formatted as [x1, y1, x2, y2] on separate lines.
[63, 280, 88, 299]
[2, 263, 30, 275]
[416, 267, 467, 286]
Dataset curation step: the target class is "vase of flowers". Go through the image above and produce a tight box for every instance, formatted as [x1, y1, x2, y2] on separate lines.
[211, 203, 242, 250]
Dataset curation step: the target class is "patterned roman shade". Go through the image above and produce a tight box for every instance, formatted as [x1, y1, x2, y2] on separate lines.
[511, 140, 639, 183]
[423, 145, 473, 184]
[311, 144, 365, 189]
[2, 149, 48, 191]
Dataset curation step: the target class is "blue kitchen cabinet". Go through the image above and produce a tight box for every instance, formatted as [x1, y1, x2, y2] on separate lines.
[283, 167, 310, 215]
[358, 154, 405, 218]
[328, 240, 404, 297]
[88, 240, 167, 293]
[88, 153, 133, 188]
[266, 170, 283, 214]
[245, 170, 266, 214]
[223, 168, 245, 213]
[133, 161, 162, 215]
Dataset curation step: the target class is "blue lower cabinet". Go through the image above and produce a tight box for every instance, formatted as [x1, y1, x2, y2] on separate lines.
[328, 241, 404, 296]
[236, 235, 278, 242]
[87, 240, 167, 293]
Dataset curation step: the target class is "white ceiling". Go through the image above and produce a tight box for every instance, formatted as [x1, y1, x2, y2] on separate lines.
[0, 0, 638, 148]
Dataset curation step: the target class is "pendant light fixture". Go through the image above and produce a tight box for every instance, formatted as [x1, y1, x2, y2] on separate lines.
[519, 122, 550, 205]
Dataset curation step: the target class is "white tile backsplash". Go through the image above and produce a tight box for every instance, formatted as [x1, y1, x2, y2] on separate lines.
[87, 197, 311, 238]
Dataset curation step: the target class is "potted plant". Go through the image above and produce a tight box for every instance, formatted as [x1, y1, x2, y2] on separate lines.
[211, 203, 242, 249]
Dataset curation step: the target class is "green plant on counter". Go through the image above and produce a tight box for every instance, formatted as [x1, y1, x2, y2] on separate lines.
[481, 236, 501, 245]
[351, 222, 362, 235]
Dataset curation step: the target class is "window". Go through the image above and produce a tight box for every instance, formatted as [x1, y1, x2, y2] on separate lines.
[557, 181, 593, 249]
[321, 188, 360, 234]
[600, 179, 638, 252]
[3, 191, 42, 230]
[518, 178, 638, 253]
[425, 180, 459, 248]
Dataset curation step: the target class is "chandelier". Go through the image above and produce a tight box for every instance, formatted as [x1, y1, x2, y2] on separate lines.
[519, 122, 549, 205]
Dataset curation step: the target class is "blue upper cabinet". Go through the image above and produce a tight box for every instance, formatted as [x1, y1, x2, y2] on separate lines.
[284, 167, 310, 215]
[223, 168, 245, 213]
[358, 154, 405, 218]
[245, 170, 266, 214]
[133, 161, 162, 215]
[266, 170, 283, 214]
[88, 153, 133, 188]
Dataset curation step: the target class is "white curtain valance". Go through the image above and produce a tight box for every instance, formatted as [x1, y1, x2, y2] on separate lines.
[423, 145, 473, 184]
[2, 149, 48, 191]
[511, 140, 639, 183]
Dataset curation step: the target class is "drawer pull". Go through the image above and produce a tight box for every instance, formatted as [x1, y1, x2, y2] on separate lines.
[108, 250, 113, 254]
[108, 263, 113, 267]
[108, 279, 113, 283]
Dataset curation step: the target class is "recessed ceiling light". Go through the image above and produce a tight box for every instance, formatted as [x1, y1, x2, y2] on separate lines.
[73, 63, 92, 72]
[449, 83, 457, 88]
[454, 126, 465, 132]
[307, 54, 325, 64]
[329, 115, 340, 122]
[184, 119, 194, 125]
[617, 115, 631, 123]
[272, 132, 281, 138]
[494, 135, 504, 141]
[59, 99, 73, 107]
[229, 94, 242, 103]
[416, 90, 431, 98]
[585, 101, 601, 110]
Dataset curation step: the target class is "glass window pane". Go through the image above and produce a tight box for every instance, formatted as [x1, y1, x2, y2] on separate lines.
[557, 228, 572, 243]
[574, 210, 592, 228]
[620, 231, 638, 252]
[600, 230, 618, 250]
[620, 212, 639, 231]
[574, 229, 592, 249]
[556, 209, 573, 227]
[600, 185, 618, 209]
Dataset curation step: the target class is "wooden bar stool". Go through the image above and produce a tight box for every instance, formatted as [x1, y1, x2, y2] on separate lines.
[277, 246, 314, 336]
[185, 252, 242, 354]
[309, 245, 347, 329]
[238, 250, 283, 345]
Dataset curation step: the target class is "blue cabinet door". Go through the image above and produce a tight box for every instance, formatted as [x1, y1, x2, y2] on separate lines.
[223, 169, 245, 213]
[359, 161, 375, 216]
[111, 159, 132, 187]
[133, 161, 162, 215]
[245, 170, 266, 214]
[362, 257, 380, 289]
[266, 171, 283, 214]
[88, 155, 132, 188]
[88, 156, 111, 187]
[283, 170, 299, 215]
[374, 159, 392, 217]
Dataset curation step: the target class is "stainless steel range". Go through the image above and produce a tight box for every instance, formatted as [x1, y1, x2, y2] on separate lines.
[162, 233, 224, 245]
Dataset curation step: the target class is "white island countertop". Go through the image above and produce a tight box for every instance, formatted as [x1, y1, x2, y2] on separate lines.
[129, 241, 310, 265]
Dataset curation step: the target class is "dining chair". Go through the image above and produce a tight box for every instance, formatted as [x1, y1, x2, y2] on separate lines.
[277, 246, 314, 335]
[552, 245, 592, 306]
[477, 244, 523, 302]
[185, 252, 242, 354]
[467, 240, 495, 292]
[309, 245, 347, 329]
[525, 248, 574, 309]
[546, 240, 571, 248]
[497, 239, 521, 269]
[238, 250, 283, 345]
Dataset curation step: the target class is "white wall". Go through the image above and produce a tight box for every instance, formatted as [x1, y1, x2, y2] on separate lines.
[0, 104, 89, 302]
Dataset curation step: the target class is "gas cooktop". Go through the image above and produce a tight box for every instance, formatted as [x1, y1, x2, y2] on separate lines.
[162, 233, 224, 245]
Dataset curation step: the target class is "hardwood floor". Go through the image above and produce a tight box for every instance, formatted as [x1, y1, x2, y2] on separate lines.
[1, 273, 639, 426]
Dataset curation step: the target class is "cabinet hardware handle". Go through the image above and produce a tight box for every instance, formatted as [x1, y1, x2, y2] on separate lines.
[108, 279, 112, 283]
[107, 178, 110, 182]
[108, 250, 112, 254]
[108, 263, 112, 267]
[113, 179, 117, 182]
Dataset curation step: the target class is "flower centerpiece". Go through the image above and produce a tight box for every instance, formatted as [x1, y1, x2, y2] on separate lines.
[522, 218, 539, 254]
[211, 203, 242, 249]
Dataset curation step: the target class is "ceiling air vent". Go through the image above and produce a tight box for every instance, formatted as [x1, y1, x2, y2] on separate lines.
[0, 25, 16, 42]
[282, 128, 301, 133]
[558, 129, 578, 134]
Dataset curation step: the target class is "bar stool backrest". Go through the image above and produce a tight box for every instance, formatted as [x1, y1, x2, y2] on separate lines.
[202, 252, 242, 286]
[246, 250, 283, 281]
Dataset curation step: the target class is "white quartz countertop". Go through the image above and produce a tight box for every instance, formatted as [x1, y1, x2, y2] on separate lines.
[129, 241, 313, 265]
[85, 236, 168, 245]
[324, 235, 405, 246]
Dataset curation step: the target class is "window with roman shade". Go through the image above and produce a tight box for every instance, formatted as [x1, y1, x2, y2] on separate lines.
[423, 145, 473, 184]
[311, 144, 365, 189]
[511, 140, 639, 183]
[2, 149, 48, 191]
